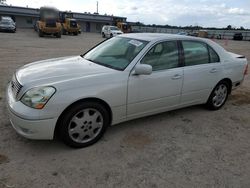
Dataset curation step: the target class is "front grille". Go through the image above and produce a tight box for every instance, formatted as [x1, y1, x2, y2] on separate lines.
[46, 22, 56, 27]
[11, 75, 23, 99]
[45, 20, 56, 27]
[70, 21, 77, 28]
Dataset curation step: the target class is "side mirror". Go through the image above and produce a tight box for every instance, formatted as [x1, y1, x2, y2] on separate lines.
[134, 64, 152, 75]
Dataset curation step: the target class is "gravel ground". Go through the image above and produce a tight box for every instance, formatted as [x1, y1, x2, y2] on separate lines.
[0, 29, 250, 188]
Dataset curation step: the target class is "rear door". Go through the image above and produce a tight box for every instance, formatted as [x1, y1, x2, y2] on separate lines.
[181, 40, 222, 105]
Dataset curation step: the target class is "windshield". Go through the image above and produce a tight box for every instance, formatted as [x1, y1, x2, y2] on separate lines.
[84, 37, 148, 70]
[110, 26, 119, 31]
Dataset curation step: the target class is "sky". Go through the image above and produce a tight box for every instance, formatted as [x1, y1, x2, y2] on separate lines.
[5, 0, 250, 28]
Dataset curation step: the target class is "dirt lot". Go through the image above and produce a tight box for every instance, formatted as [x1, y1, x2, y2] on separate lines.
[0, 29, 250, 188]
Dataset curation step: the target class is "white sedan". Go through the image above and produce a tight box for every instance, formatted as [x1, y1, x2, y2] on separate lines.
[7, 33, 248, 148]
[101, 25, 123, 38]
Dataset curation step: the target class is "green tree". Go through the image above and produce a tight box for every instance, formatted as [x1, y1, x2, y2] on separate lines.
[226, 25, 232, 30]
[240, 26, 245, 30]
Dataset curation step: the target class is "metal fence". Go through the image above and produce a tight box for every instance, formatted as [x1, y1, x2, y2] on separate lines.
[131, 26, 250, 41]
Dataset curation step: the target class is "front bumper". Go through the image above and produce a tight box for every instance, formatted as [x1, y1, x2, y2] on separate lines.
[7, 84, 57, 140]
[112, 33, 122, 36]
[42, 27, 61, 34]
[0, 27, 15, 32]
[67, 28, 79, 33]
[8, 109, 57, 140]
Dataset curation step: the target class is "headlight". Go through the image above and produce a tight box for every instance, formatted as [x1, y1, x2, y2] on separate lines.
[21, 86, 56, 109]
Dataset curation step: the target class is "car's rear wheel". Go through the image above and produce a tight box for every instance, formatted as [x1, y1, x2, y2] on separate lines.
[102, 32, 105, 38]
[59, 101, 110, 148]
[206, 81, 229, 110]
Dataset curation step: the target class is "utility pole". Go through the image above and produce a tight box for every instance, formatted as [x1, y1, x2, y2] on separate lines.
[96, 1, 99, 14]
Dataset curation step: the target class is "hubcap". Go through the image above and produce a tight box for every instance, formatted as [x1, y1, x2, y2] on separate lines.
[68, 108, 103, 143]
[212, 84, 228, 107]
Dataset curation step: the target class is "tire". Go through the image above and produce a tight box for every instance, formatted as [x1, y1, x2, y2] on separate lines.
[62, 29, 66, 35]
[38, 29, 44, 37]
[102, 32, 105, 38]
[206, 81, 229, 110]
[59, 101, 110, 148]
[56, 32, 61, 38]
[74, 32, 78, 36]
[110, 33, 113, 38]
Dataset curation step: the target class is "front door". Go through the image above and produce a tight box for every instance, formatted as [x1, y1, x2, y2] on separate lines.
[127, 40, 184, 118]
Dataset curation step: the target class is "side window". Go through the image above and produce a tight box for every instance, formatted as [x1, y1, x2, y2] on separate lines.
[183, 41, 209, 66]
[208, 46, 220, 63]
[141, 41, 179, 71]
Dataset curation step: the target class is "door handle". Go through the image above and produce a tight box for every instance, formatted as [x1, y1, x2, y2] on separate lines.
[210, 68, 217, 73]
[171, 74, 182, 80]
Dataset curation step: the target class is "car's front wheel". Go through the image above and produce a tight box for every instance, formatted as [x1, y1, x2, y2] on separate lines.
[59, 101, 110, 148]
[56, 32, 61, 38]
[38, 29, 44, 37]
[206, 81, 229, 110]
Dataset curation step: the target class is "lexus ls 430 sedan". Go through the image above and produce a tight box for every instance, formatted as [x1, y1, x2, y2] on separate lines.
[7, 33, 248, 148]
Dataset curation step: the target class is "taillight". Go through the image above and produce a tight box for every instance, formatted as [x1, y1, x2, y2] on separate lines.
[244, 64, 248, 75]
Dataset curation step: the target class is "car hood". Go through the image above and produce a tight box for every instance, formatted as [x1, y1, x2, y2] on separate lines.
[16, 56, 116, 85]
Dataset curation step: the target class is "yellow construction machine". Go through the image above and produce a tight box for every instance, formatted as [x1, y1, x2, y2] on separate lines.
[36, 7, 62, 38]
[117, 22, 131, 33]
[60, 12, 80, 35]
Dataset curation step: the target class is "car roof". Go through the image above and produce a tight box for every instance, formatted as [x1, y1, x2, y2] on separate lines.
[119, 33, 229, 59]
[120, 33, 204, 42]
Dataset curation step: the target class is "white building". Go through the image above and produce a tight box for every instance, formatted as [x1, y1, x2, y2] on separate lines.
[0, 5, 127, 33]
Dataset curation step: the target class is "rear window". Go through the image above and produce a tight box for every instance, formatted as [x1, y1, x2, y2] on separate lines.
[208, 46, 220, 63]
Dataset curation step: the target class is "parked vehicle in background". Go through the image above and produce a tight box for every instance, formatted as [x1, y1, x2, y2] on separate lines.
[7, 33, 248, 148]
[60, 12, 80, 35]
[1, 16, 16, 26]
[0, 19, 16, 33]
[116, 22, 132, 33]
[177, 31, 188, 36]
[198, 30, 208, 38]
[101, 25, 123, 38]
[36, 7, 62, 38]
[189, 31, 198, 37]
[233, 33, 243, 41]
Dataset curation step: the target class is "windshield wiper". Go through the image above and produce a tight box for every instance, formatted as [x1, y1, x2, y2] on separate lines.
[84, 58, 122, 71]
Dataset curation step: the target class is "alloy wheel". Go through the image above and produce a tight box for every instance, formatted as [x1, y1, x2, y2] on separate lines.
[212, 84, 228, 107]
[68, 108, 104, 143]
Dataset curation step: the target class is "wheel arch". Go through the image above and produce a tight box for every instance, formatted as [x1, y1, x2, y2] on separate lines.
[218, 78, 232, 94]
[54, 97, 113, 139]
[205, 78, 232, 110]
